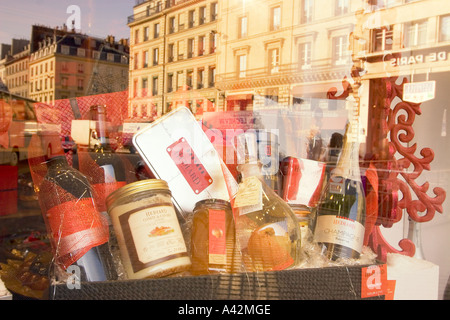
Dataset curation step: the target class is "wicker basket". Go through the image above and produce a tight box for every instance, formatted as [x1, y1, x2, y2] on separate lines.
[49, 264, 384, 300]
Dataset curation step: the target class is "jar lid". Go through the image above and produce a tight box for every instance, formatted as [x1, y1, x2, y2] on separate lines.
[194, 198, 231, 211]
[106, 179, 170, 209]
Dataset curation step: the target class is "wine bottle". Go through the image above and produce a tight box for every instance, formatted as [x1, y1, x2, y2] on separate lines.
[232, 132, 301, 272]
[81, 105, 127, 213]
[39, 155, 117, 281]
[313, 121, 366, 261]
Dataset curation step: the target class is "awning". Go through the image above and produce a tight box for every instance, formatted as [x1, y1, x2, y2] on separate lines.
[226, 94, 254, 101]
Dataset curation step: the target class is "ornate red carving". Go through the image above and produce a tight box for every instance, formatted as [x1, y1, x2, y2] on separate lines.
[328, 76, 446, 262]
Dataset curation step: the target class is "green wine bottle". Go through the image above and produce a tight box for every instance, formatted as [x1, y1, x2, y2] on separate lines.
[313, 121, 366, 261]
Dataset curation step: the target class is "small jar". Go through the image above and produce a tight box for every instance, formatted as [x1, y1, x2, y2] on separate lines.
[106, 179, 191, 279]
[190, 199, 240, 275]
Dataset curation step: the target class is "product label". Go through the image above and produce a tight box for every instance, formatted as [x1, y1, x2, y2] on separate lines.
[119, 203, 188, 273]
[234, 176, 263, 215]
[208, 209, 227, 265]
[46, 198, 109, 269]
[167, 137, 213, 194]
[313, 215, 365, 253]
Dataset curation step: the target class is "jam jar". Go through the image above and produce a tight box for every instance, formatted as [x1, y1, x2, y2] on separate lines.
[106, 179, 191, 279]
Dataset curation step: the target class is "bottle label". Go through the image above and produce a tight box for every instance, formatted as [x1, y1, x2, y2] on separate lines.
[208, 209, 227, 265]
[314, 215, 365, 253]
[234, 176, 263, 215]
[167, 137, 213, 195]
[46, 198, 109, 269]
[119, 204, 188, 273]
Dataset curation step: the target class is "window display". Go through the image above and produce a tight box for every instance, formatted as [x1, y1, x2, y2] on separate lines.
[0, 0, 449, 303]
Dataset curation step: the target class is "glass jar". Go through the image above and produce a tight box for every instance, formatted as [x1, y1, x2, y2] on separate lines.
[106, 179, 191, 279]
[190, 199, 240, 275]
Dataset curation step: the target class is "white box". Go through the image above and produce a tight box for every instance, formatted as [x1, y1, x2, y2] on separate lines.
[133, 107, 238, 218]
[387, 253, 439, 300]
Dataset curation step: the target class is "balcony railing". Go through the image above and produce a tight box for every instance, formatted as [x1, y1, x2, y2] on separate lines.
[128, 0, 194, 24]
[215, 59, 352, 89]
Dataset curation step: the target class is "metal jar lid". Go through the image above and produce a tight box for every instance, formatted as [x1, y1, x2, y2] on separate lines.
[194, 198, 231, 212]
[106, 179, 170, 210]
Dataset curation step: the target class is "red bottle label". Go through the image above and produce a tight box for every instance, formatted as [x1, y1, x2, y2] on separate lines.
[46, 198, 109, 269]
[208, 209, 227, 265]
[167, 138, 213, 194]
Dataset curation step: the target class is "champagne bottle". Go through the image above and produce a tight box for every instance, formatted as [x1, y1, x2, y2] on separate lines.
[232, 132, 301, 272]
[39, 155, 117, 281]
[313, 121, 366, 261]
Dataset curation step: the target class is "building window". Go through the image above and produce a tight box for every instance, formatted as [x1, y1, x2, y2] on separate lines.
[211, 2, 218, 21]
[61, 45, 70, 55]
[188, 10, 195, 28]
[186, 70, 193, 89]
[301, 0, 313, 24]
[197, 68, 204, 89]
[209, 66, 215, 87]
[77, 78, 84, 91]
[152, 76, 158, 96]
[404, 20, 427, 47]
[199, 6, 206, 25]
[210, 32, 217, 53]
[135, 29, 139, 44]
[439, 15, 450, 42]
[335, 0, 349, 15]
[142, 77, 148, 96]
[167, 73, 173, 92]
[77, 63, 84, 73]
[372, 26, 393, 52]
[177, 46, 184, 61]
[168, 43, 174, 62]
[298, 42, 312, 69]
[178, 13, 185, 30]
[93, 50, 100, 59]
[271, 6, 281, 31]
[268, 48, 280, 74]
[134, 53, 139, 69]
[169, 16, 175, 34]
[143, 51, 149, 68]
[198, 36, 206, 56]
[77, 48, 85, 57]
[265, 88, 279, 107]
[188, 38, 194, 58]
[107, 53, 115, 62]
[153, 48, 159, 65]
[239, 16, 248, 38]
[62, 77, 68, 89]
[373, 0, 401, 8]
[154, 23, 160, 38]
[238, 54, 247, 78]
[141, 104, 148, 118]
[177, 71, 184, 90]
[332, 35, 350, 66]
[144, 26, 149, 41]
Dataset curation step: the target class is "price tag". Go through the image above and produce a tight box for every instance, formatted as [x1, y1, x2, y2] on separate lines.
[234, 176, 263, 215]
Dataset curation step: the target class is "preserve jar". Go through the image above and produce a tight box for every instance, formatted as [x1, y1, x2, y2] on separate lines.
[190, 199, 240, 275]
[106, 179, 191, 279]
